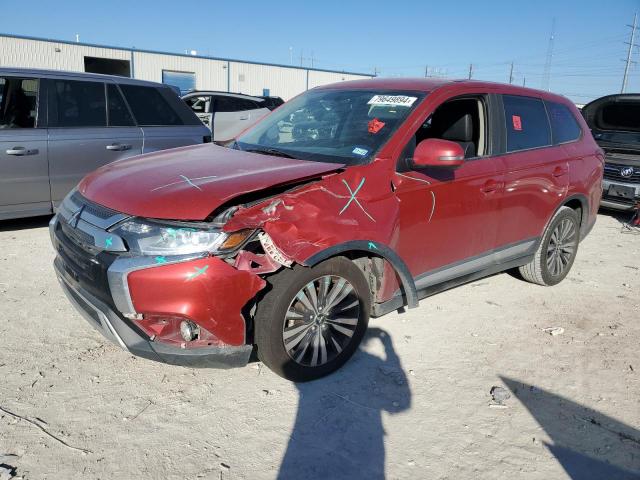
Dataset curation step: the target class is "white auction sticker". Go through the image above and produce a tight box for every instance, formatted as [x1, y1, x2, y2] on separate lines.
[368, 95, 417, 107]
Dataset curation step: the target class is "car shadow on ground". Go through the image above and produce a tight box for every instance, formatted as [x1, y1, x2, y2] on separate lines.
[501, 376, 640, 480]
[277, 327, 410, 480]
[0, 215, 52, 232]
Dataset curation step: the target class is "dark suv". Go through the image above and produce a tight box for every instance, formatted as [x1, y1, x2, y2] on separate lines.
[582, 94, 640, 210]
[51, 78, 603, 381]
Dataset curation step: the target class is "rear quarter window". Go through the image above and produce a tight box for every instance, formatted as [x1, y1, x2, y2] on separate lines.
[546, 101, 581, 144]
[119, 85, 183, 126]
[502, 95, 551, 152]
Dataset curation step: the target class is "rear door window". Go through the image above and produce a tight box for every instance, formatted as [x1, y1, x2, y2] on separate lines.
[107, 84, 135, 127]
[49, 80, 106, 128]
[215, 96, 260, 112]
[502, 95, 551, 152]
[184, 95, 211, 113]
[119, 85, 183, 126]
[0, 77, 39, 128]
[546, 101, 581, 144]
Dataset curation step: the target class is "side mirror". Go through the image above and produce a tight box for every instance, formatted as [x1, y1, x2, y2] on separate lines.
[411, 139, 465, 168]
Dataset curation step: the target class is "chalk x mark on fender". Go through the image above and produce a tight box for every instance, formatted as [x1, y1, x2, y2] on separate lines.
[339, 178, 375, 222]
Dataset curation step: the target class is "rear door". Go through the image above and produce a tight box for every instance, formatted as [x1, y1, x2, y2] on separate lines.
[495, 94, 569, 247]
[119, 84, 208, 153]
[211, 95, 269, 142]
[0, 75, 50, 219]
[47, 78, 143, 204]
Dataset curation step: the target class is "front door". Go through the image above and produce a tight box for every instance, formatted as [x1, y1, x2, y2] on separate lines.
[0, 75, 50, 219]
[393, 94, 506, 285]
[46, 79, 143, 204]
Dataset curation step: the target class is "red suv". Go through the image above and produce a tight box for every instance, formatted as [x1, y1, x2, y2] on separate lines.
[51, 79, 603, 381]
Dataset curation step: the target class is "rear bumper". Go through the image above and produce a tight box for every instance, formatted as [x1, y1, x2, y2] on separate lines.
[54, 252, 253, 369]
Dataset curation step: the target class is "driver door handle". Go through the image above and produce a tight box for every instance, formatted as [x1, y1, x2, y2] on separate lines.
[6, 147, 39, 156]
[106, 143, 131, 151]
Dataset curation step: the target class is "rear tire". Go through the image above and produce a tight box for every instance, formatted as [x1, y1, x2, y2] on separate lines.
[254, 257, 371, 382]
[519, 206, 580, 286]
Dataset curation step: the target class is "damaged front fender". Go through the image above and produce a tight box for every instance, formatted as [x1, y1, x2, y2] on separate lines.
[224, 166, 418, 307]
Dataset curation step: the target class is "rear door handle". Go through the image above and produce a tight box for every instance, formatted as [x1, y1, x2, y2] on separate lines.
[106, 143, 131, 151]
[481, 179, 502, 193]
[6, 147, 39, 156]
[552, 166, 568, 177]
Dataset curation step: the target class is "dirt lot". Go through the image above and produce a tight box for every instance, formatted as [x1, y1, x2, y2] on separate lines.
[0, 212, 638, 480]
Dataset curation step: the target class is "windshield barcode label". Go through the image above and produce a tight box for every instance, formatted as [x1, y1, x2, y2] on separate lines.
[368, 95, 417, 107]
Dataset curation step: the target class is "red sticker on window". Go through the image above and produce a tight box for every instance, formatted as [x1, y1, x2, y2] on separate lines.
[512, 115, 522, 131]
[368, 118, 386, 134]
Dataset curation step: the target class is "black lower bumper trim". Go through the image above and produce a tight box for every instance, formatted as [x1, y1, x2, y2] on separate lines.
[54, 260, 252, 369]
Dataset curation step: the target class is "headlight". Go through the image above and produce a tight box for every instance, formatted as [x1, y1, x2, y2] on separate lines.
[114, 219, 253, 256]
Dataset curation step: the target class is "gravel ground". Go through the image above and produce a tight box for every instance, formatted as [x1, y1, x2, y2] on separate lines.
[0, 212, 638, 480]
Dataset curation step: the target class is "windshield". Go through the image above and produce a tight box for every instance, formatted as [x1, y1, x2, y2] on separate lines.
[235, 89, 426, 165]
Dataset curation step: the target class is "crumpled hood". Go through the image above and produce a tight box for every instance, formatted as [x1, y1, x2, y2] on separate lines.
[79, 144, 344, 220]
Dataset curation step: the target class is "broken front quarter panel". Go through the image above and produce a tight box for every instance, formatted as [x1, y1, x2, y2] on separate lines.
[222, 161, 419, 308]
[224, 163, 400, 262]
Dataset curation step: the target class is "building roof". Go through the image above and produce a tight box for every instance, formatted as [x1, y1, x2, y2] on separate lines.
[0, 32, 374, 78]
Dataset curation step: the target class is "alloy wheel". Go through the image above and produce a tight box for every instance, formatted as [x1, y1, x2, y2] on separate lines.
[546, 218, 577, 277]
[282, 275, 361, 367]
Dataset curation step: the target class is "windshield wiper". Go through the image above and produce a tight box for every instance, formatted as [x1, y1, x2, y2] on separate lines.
[245, 147, 298, 159]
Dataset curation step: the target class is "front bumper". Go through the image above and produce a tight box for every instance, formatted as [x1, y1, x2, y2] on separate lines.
[54, 256, 253, 368]
[49, 191, 263, 368]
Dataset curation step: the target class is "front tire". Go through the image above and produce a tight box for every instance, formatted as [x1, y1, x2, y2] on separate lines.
[519, 206, 580, 286]
[254, 257, 371, 382]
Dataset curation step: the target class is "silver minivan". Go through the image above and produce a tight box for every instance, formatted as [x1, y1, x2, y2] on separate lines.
[0, 68, 211, 220]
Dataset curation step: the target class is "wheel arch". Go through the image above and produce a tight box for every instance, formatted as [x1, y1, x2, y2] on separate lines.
[560, 193, 590, 239]
[303, 241, 419, 309]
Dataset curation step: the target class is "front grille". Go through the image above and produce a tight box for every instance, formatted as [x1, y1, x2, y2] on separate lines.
[603, 164, 640, 183]
[71, 191, 119, 219]
[54, 220, 118, 308]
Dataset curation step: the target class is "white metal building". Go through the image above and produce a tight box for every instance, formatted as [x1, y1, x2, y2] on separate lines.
[0, 33, 374, 100]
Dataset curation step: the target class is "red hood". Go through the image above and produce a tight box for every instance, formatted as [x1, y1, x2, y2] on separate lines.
[79, 144, 344, 220]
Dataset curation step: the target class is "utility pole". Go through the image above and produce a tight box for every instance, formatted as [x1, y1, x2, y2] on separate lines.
[310, 51, 315, 68]
[425, 65, 429, 77]
[622, 13, 638, 93]
[289, 46, 293, 65]
[373, 66, 379, 77]
[509, 62, 514, 84]
[468, 63, 473, 79]
[523, 76, 526, 87]
[300, 50, 304, 67]
[542, 18, 556, 91]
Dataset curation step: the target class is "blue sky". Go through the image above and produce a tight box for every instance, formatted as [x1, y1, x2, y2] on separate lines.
[3, 0, 640, 103]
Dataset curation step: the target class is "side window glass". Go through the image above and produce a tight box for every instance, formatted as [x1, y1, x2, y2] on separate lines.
[215, 96, 257, 112]
[119, 85, 183, 126]
[546, 101, 581, 144]
[107, 84, 135, 127]
[49, 80, 106, 128]
[399, 96, 486, 170]
[185, 96, 210, 113]
[214, 96, 240, 112]
[0, 77, 39, 128]
[503, 95, 551, 152]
